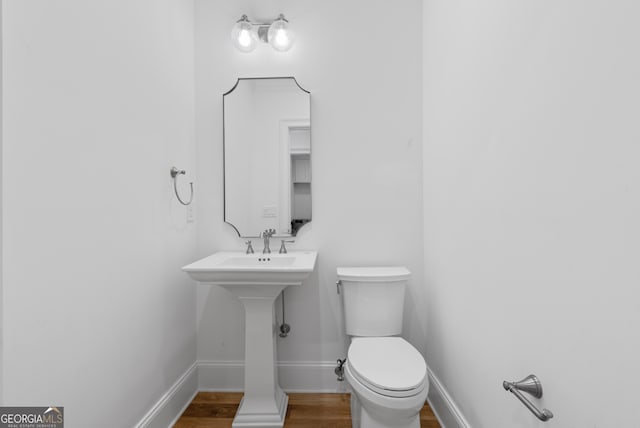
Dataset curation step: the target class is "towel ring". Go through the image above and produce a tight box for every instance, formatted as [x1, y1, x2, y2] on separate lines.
[170, 167, 194, 206]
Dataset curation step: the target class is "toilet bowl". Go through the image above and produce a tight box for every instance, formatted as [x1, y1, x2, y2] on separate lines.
[346, 337, 428, 428]
[337, 267, 429, 428]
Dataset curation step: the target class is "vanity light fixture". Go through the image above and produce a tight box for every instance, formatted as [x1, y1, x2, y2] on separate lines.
[231, 14, 294, 53]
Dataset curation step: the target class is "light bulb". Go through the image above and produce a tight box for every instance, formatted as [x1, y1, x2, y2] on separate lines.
[274, 29, 289, 47]
[231, 15, 257, 52]
[268, 14, 294, 52]
[238, 29, 253, 48]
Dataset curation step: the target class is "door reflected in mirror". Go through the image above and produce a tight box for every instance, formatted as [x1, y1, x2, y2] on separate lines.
[223, 77, 311, 237]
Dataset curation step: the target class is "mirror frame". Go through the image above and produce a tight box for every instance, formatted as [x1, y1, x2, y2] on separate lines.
[222, 76, 311, 238]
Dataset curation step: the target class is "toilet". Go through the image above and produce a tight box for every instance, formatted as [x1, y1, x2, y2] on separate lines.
[337, 267, 429, 428]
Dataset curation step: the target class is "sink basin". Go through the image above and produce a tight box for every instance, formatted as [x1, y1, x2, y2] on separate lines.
[182, 250, 317, 428]
[182, 251, 317, 286]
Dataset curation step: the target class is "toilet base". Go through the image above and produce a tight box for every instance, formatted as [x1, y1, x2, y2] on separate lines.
[351, 393, 420, 428]
[346, 364, 427, 428]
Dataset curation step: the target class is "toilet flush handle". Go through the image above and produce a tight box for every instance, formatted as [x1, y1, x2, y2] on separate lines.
[336, 280, 342, 294]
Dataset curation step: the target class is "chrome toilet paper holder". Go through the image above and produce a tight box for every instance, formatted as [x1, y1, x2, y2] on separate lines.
[503, 374, 554, 421]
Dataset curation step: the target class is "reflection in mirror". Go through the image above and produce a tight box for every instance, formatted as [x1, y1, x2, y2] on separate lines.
[224, 77, 311, 238]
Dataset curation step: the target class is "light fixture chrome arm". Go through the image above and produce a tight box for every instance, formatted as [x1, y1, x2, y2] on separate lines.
[503, 375, 554, 422]
[170, 167, 194, 206]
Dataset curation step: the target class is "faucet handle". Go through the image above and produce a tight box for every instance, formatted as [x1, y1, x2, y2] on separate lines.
[279, 239, 295, 254]
[245, 240, 254, 254]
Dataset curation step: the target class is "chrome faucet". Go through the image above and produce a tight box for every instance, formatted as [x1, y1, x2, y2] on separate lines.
[245, 240, 254, 254]
[262, 229, 276, 254]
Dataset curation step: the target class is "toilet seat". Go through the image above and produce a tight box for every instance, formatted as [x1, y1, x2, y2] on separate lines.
[347, 337, 427, 398]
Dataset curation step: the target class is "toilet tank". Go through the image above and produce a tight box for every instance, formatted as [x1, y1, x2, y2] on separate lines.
[337, 267, 411, 337]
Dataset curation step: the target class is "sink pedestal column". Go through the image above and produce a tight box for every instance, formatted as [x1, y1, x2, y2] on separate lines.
[232, 284, 289, 428]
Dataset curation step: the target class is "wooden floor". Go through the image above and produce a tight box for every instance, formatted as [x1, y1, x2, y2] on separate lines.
[174, 392, 441, 428]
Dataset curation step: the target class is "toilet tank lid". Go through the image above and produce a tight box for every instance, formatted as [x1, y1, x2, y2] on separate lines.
[337, 267, 411, 282]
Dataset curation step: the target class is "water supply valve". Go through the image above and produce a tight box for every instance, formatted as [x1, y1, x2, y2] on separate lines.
[335, 358, 347, 381]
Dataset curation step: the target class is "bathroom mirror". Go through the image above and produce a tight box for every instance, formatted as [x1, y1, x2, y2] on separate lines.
[223, 77, 311, 238]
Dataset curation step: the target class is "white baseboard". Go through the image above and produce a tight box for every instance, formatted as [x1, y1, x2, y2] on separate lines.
[197, 360, 244, 391]
[280, 360, 348, 392]
[198, 360, 347, 393]
[135, 362, 198, 428]
[135, 359, 377, 428]
[427, 370, 471, 428]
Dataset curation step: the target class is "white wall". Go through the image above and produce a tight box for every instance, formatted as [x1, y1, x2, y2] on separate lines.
[194, 0, 425, 390]
[2, 1, 197, 426]
[423, 1, 640, 426]
[0, 3, 3, 405]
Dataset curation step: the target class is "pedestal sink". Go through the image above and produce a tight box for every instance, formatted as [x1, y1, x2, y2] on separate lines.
[183, 251, 317, 428]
